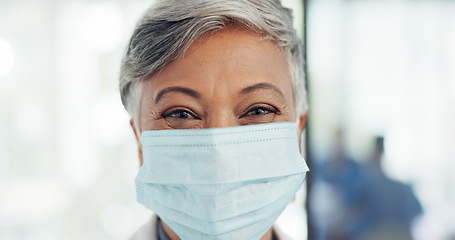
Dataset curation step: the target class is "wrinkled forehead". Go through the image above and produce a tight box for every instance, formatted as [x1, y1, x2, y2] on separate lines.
[140, 26, 294, 103]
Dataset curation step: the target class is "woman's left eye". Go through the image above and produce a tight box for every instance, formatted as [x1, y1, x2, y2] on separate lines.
[169, 110, 193, 119]
[242, 106, 278, 118]
[247, 107, 272, 115]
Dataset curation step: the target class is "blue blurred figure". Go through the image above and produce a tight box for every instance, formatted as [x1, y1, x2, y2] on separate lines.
[348, 136, 423, 240]
[311, 130, 368, 240]
[311, 133, 423, 240]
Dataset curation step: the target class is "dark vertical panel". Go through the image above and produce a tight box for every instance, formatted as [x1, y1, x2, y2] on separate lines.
[302, 0, 316, 239]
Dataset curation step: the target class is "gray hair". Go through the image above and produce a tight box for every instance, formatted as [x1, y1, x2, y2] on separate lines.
[119, 0, 307, 121]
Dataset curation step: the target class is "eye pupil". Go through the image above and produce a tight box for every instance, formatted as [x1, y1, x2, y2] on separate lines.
[169, 110, 193, 119]
[249, 108, 269, 115]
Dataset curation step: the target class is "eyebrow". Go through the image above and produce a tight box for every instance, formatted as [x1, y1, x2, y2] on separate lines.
[241, 82, 285, 99]
[154, 86, 201, 104]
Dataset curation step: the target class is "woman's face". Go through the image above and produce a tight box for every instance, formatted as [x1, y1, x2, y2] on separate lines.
[136, 26, 301, 130]
[130, 26, 306, 239]
[131, 26, 305, 163]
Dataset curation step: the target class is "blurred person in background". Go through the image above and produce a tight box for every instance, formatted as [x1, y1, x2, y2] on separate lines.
[118, 0, 309, 239]
[311, 134, 422, 240]
[349, 136, 423, 240]
[310, 130, 368, 240]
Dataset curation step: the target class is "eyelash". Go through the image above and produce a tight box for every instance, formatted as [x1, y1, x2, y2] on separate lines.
[240, 105, 279, 118]
[161, 108, 200, 120]
[161, 105, 279, 120]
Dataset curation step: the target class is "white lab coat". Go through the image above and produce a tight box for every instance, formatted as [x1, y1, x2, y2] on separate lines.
[128, 214, 292, 240]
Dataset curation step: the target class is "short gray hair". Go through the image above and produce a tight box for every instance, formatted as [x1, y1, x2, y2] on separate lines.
[119, 0, 307, 120]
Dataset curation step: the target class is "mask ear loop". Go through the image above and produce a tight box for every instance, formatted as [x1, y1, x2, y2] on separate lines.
[286, 116, 308, 207]
[295, 114, 308, 207]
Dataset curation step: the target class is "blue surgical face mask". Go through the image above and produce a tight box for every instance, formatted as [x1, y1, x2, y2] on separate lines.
[135, 122, 309, 240]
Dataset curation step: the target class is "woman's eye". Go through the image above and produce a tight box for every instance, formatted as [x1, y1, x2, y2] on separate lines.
[248, 107, 271, 115]
[163, 109, 197, 119]
[243, 106, 278, 117]
[238, 105, 280, 124]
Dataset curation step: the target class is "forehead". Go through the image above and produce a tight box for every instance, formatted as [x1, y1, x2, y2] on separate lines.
[142, 26, 294, 104]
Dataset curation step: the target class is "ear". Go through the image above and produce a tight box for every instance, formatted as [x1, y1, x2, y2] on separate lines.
[130, 119, 144, 166]
[297, 113, 307, 152]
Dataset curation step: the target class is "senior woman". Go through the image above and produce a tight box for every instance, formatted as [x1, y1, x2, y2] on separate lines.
[120, 0, 309, 239]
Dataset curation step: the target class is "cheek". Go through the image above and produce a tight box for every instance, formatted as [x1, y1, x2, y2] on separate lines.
[140, 112, 204, 130]
[286, 106, 297, 122]
[159, 118, 204, 130]
[238, 114, 277, 126]
[283, 86, 298, 120]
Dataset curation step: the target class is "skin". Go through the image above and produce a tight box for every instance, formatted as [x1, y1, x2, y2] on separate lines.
[130, 26, 307, 240]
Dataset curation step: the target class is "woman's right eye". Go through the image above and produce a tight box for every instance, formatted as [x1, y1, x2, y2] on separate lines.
[162, 109, 198, 119]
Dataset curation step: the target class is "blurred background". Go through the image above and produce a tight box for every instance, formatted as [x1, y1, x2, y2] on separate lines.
[306, 0, 455, 239]
[0, 0, 454, 239]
